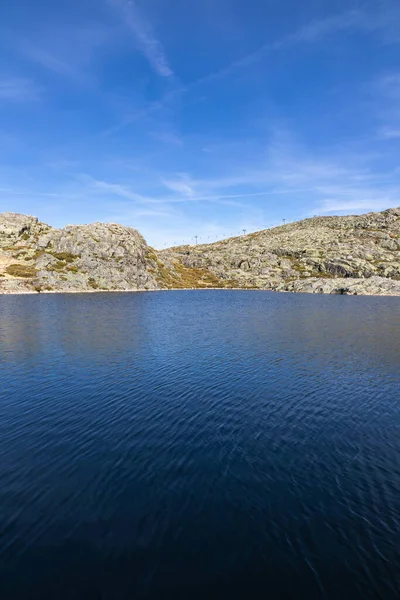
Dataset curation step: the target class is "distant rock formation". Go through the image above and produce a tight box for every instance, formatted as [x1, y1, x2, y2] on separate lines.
[161, 207, 400, 295]
[1, 208, 400, 295]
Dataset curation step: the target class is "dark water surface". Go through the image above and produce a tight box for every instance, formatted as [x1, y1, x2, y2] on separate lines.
[0, 291, 399, 599]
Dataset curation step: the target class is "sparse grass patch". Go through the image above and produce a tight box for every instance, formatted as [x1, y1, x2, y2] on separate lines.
[21, 232, 30, 241]
[47, 260, 67, 272]
[5, 264, 37, 278]
[3, 245, 23, 252]
[153, 257, 238, 289]
[51, 252, 79, 263]
[66, 265, 79, 273]
[88, 277, 99, 289]
[147, 247, 158, 261]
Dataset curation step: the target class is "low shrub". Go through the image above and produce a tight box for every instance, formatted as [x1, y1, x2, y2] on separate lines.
[52, 252, 79, 263]
[5, 264, 37, 278]
[88, 277, 99, 289]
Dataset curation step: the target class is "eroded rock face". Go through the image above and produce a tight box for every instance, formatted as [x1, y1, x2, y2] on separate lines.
[35, 223, 158, 292]
[1, 207, 400, 295]
[0, 213, 50, 247]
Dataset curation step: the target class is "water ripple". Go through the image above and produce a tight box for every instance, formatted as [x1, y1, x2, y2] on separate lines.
[0, 291, 399, 599]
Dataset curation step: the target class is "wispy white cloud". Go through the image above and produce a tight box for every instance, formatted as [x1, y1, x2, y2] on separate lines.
[101, 87, 184, 137]
[83, 177, 157, 204]
[162, 174, 195, 197]
[378, 126, 400, 139]
[11, 39, 92, 85]
[150, 132, 400, 220]
[0, 186, 59, 197]
[25, 44, 82, 78]
[273, 10, 365, 49]
[106, 0, 173, 77]
[103, 6, 396, 137]
[377, 73, 400, 99]
[318, 196, 400, 214]
[193, 6, 400, 89]
[0, 77, 41, 102]
[3, 121, 400, 247]
[373, 72, 400, 141]
[7, 23, 113, 85]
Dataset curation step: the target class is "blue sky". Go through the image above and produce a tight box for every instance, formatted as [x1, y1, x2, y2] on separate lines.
[1, 0, 400, 247]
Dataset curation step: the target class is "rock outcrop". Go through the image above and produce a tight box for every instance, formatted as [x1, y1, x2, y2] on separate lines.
[0, 207, 399, 295]
[0, 214, 159, 293]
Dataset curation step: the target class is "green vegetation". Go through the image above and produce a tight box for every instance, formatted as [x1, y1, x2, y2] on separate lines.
[51, 252, 79, 263]
[36, 284, 54, 291]
[88, 277, 99, 289]
[146, 247, 158, 261]
[153, 256, 239, 289]
[5, 264, 37, 278]
[3, 245, 23, 252]
[21, 232, 30, 241]
[47, 261, 67, 272]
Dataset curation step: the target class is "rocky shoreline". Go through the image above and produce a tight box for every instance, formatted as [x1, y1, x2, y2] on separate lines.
[1, 208, 399, 296]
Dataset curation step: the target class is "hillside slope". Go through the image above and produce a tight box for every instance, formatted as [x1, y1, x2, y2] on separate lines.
[160, 207, 400, 295]
[1, 208, 400, 295]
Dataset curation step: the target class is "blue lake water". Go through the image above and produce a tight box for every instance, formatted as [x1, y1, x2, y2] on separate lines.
[0, 290, 399, 599]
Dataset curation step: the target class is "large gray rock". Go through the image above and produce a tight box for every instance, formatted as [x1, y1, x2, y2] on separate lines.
[34, 222, 159, 292]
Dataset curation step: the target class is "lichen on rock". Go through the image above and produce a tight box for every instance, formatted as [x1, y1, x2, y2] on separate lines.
[0, 207, 400, 295]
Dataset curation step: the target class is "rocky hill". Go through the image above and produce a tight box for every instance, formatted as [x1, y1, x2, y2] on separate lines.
[160, 207, 400, 295]
[0, 213, 159, 294]
[0, 208, 400, 295]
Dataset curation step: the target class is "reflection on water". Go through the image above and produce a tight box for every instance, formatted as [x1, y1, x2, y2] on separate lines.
[0, 291, 399, 599]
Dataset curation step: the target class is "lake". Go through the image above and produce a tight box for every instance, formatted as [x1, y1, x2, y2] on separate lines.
[0, 290, 399, 599]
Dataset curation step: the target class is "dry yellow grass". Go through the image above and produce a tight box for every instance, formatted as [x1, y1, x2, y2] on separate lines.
[5, 264, 37, 278]
[153, 257, 239, 289]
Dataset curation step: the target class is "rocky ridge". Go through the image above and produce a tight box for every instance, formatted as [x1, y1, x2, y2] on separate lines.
[0, 208, 400, 295]
[160, 207, 400, 295]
